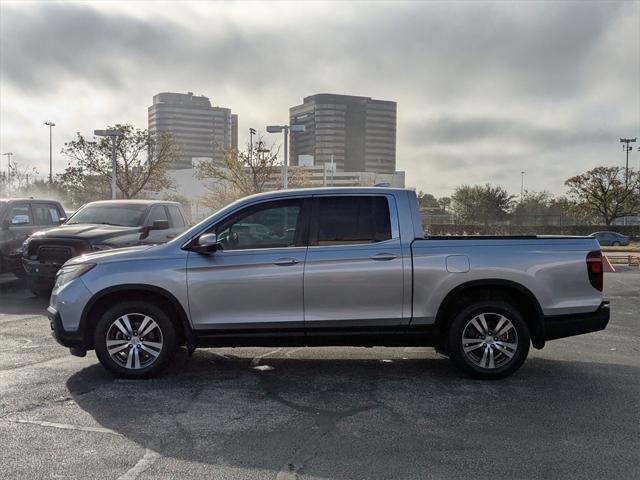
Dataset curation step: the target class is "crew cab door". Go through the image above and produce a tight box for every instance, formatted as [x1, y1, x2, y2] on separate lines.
[186, 198, 310, 329]
[304, 194, 405, 331]
[1, 203, 36, 255]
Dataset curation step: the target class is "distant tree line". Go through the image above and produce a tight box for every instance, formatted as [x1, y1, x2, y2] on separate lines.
[419, 166, 640, 227]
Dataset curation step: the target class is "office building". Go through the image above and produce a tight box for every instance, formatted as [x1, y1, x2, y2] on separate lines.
[289, 93, 397, 173]
[148, 92, 238, 169]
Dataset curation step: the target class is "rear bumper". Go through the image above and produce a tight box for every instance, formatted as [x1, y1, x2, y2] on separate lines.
[543, 301, 610, 341]
[47, 306, 86, 356]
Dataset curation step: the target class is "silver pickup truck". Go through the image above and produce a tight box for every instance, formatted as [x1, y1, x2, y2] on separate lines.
[47, 187, 609, 379]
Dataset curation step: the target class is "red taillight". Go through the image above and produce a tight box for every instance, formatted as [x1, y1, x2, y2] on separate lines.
[587, 250, 603, 291]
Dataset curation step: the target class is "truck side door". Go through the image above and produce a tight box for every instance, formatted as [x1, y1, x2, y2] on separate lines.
[186, 197, 310, 329]
[304, 194, 405, 332]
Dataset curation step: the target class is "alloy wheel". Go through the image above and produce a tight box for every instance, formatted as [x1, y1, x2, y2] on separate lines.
[105, 313, 164, 370]
[461, 313, 518, 369]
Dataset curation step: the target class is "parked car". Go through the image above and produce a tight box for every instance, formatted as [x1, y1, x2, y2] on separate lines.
[47, 188, 609, 380]
[23, 200, 188, 296]
[0, 198, 66, 279]
[589, 231, 630, 247]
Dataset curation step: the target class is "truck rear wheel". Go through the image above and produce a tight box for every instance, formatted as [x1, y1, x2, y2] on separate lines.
[447, 300, 530, 379]
[94, 301, 177, 379]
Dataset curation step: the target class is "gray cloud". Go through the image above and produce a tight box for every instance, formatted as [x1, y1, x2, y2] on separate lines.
[0, 0, 638, 196]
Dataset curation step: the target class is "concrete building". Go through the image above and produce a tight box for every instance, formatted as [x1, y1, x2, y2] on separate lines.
[289, 93, 397, 174]
[148, 92, 238, 169]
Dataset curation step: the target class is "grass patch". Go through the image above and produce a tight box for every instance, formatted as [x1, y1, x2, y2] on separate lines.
[602, 244, 640, 252]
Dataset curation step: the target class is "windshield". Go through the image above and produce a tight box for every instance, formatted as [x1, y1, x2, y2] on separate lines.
[67, 204, 148, 227]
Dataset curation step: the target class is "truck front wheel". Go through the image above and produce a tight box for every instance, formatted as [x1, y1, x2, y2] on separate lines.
[94, 301, 178, 379]
[447, 300, 530, 380]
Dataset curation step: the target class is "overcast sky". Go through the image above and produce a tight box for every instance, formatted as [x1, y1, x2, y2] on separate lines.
[1, 0, 639, 197]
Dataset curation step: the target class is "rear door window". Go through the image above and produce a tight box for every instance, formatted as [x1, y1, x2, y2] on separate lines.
[33, 204, 62, 225]
[314, 196, 392, 246]
[166, 205, 186, 228]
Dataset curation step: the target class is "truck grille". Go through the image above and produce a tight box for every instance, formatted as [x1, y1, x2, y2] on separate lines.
[26, 238, 92, 265]
[37, 246, 74, 265]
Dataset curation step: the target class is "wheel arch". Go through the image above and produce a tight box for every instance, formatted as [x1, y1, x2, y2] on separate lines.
[80, 284, 193, 350]
[434, 279, 546, 349]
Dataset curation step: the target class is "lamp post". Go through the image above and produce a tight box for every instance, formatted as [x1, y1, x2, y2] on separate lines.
[520, 171, 526, 201]
[249, 128, 256, 163]
[266, 124, 306, 189]
[620, 138, 636, 186]
[2, 152, 13, 192]
[44, 122, 56, 185]
[94, 129, 123, 199]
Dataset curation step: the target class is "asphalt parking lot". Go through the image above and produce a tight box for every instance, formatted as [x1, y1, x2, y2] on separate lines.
[1, 271, 639, 480]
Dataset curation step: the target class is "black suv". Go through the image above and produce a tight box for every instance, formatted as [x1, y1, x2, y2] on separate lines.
[23, 200, 188, 296]
[1, 198, 66, 279]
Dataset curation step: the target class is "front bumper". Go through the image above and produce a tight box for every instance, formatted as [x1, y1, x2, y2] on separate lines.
[543, 301, 610, 341]
[23, 258, 60, 280]
[47, 306, 86, 356]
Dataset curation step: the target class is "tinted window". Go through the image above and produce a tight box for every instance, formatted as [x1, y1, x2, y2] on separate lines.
[316, 196, 391, 246]
[166, 205, 185, 228]
[146, 205, 169, 225]
[67, 204, 148, 227]
[33, 204, 61, 225]
[7, 204, 32, 225]
[215, 200, 302, 250]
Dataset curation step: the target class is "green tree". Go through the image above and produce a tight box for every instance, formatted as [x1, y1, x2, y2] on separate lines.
[59, 124, 177, 207]
[565, 166, 640, 226]
[451, 184, 515, 225]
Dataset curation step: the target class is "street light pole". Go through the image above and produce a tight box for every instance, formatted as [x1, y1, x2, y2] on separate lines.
[620, 138, 636, 186]
[45, 122, 56, 185]
[266, 124, 306, 189]
[2, 152, 14, 192]
[520, 171, 526, 200]
[94, 129, 124, 200]
[249, 128, 256, 163]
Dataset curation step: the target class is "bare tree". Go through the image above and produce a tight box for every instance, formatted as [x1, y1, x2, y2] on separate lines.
[196, 136, 281, 197]
[565, 166, 640, 226]
[59, 124, 178, 206]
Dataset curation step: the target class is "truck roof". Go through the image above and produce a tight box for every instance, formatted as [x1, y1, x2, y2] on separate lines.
[238, 187, 413, 202]
[83, 199, 181, 206]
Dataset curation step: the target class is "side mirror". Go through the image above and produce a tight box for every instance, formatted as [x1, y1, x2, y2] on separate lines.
[196, 233, 219, 254]
[151, 220, 169, 231]
[58, 217, 67, 225]
[139, 219, 170, 239]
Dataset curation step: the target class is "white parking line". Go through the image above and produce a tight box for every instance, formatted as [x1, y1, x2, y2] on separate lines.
[9, 419, 120, 435]
[117, 448, 161, 480]
[250, 348, 282, 366]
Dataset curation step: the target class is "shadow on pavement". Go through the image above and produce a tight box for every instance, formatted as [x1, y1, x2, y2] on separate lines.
[66, 349, 639, 479]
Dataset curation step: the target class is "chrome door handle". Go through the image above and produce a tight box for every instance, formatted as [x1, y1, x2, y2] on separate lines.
[274, 257, 300, 266]
[371, 253, 397, 261]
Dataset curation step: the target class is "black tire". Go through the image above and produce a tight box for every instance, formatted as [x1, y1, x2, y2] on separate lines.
[26, 275, 53, 298]
[447, 300, 530, 380]
[94, 300, 177, 379]
[612, 241, 620, 247]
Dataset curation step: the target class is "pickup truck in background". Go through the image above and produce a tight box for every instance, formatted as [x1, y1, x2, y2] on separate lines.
[47, 188, 609, 380]
[23, 200, 188, 297]
[0, 198, 66, 279]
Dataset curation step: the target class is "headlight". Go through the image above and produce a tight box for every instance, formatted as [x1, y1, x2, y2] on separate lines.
[22, 237, 31, 256]
[54, 263, 96, 289]
[92, 244, 114, 251]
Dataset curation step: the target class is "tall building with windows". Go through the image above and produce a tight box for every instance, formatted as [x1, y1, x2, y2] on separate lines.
[148, 92, 238, 169]
[289, 94, 397, 173]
